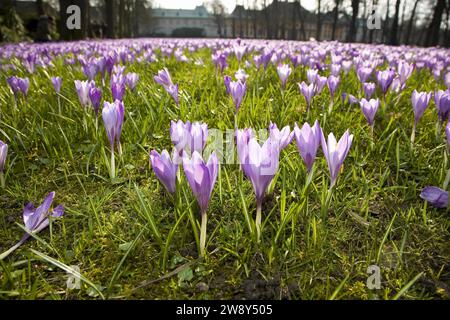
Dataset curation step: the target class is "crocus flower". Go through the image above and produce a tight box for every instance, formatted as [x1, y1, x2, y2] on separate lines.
[125, 73, 139, 91]
[7, 76, 20, 97]
[229, 80, 246, 112]
[446, 121, 450, 146]
[359, 98, 380, 127]
[102, 100, 125, 148]
[357, 66, 373, 83]
[269, 122, 293, 150]
[154, 68, 179, 106]
[102, 100, 125, 178]
[0, 140, 7, 173]
[420, 186, 448, 208]
[363, 82, 376, 99]
[234, 45, 246, 63]
[299, 81, 315, 110]
[342, 93, 359, 105]
[74, 80, 92, 107]
[89, 85, 102, 116]
[150, 149, 179, 194]
[277, 64, 291, 89]
[236, 131, 280, 241]
[315, 76, 327, 94]
[398, 61, 414, 85]
[293, 120, 321, 172]
[321, 129, 353, 187]
[212, 52, 227, 73]
[223, 75, 231, 94]
[182, 151, 218, 256]
[51, 77, 62, 94]
[434, 90, 450, 122]
[253, 55, 262, 69]
[170, 120, 191, 153]
[0, 192, 64, 260]
[445, 72, 450, 89]
[327, 75, 340, 98]
[235, 69, 249, 83]
[110, 74, 126, 101]
[307, 69, 318, 84]
[376, 69, 395, 95]
[412, 90, 432, 125]
[189, 122, 208, 154]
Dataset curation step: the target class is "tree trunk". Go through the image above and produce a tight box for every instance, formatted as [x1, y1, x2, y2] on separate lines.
[105, 0, 116, 38]
[316, 0, 322, 40]
[405, 0, 420, 45]
[398, 0, 407, 43]
[36, 0, 44, 16]
[382, 0, 390, 43]
[347, 0, 359, 42]
[425, 0, 446, 47]
[331, 0, 340, 40]
[389, 0, 401, 45]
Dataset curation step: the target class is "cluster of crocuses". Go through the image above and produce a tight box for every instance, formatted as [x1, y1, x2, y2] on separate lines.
[150, 120, 215, 257]
[6, 76, 30, 100]
[298, 69, 340, 113]
[149, 119, 353, 250]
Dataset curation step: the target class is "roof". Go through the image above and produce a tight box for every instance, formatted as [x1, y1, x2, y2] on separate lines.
[152, 5, 211, 19]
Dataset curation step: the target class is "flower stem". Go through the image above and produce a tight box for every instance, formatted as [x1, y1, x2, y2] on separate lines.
[411, 122, 416, 145]
[110, 147, 116, 179]
[0, 172, 4, 188]
[443, 168, 450, 190]
[200, 211, 208, 257]
[0, 236, 27, 260]
[256, 201, 262, 244]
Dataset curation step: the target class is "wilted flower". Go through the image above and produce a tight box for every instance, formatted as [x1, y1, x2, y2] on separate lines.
[293, 120, 321, 172]
[420, 186, 448, 208]
[321, 129, 353, 187]
[0, 192, 64, 260]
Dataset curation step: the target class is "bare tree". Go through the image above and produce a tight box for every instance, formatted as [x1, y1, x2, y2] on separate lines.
[405, 0, 420, 45]
[105, 0, 116, 38]
[425, 0, 446, 47]
[331, 0, 341, 40]
[207, 0, 226, 37]
[347, 0, 359, 42]
[390, 0, 401, 45]
[316, 0, 322, 40]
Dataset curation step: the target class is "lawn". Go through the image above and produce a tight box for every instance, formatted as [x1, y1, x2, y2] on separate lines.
[0, 39, 449, 300]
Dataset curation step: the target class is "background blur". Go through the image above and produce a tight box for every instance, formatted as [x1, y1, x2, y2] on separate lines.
[0, 0, 449, 47]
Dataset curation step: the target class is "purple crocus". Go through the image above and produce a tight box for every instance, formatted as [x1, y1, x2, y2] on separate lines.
[170, 120, 191, 153]
[327, 75, 340, 98]
[189, 122, 208, 154]
[398, 61, 414, 85]
[7, 76, 20, 97]
[412, 90, 432, 125]
[277, 64, 291, 89]
[269, 122, 293, 150]
[434, 90, 450, 122]
[299, 81, 315, 111]
[150, 149, 179, 194]
[223, 75, 232, 94]
[89, 85, 102, 116]
[359, 98, 380, 127]
[229, 80, 246, 112]
[0, 140, 7, 173]
[307, 69, 318, 84]
[420, 186, 448, 208]
[376, 69, 395, 95]
[293, 120, 321, 172]
[0, 192, 64, 260]
[154, 68, 179, 106]
[102, 100, 125, 179]
[446, 121, 450, 146]
[316, 76, 328, 94]
[357, 66, 373, 83]
[74, 80, 92, 107]
[321, 129, 353, 187]
[110, 74, 126, 101]
[182, 151, 218, 256]
[125, 73, 139, 91]
[236, 131, 280, 242]
[363, 82, 376, 99]
[51, 77, 62, 94]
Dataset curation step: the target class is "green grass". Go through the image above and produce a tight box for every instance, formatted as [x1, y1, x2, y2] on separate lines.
[0, 45, 449, 300]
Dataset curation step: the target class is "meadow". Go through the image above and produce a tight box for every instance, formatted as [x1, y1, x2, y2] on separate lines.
[0, 38, 449, 300]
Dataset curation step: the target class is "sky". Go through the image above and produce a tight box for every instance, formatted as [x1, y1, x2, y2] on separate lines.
[153, 0, 317, 14]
